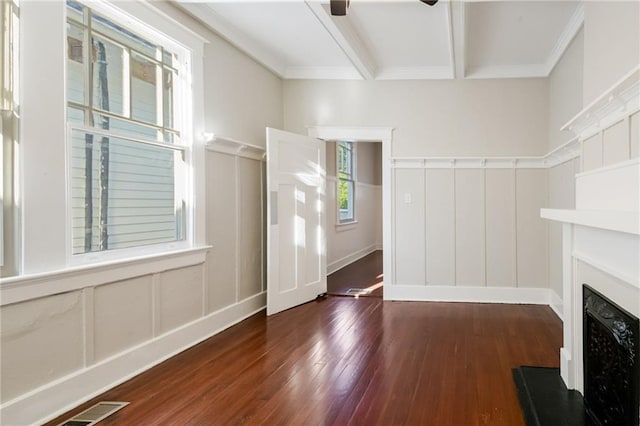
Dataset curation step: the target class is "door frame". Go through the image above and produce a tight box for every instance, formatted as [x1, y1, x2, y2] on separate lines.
[307, 126, 393, 300]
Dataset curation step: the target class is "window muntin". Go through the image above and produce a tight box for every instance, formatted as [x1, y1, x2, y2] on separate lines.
[66, 0, 189, 256]
[337, 141, 355, 223]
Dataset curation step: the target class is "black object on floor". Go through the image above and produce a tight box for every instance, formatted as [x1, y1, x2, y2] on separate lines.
[512, 366, 595, 426]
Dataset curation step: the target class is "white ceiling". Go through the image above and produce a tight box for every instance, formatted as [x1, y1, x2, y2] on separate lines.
[176, 0, 584, 80]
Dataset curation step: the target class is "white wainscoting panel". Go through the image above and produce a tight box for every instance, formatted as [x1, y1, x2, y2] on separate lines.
[0, 291, 85, 404]
[582, 134, 603, 172]
[425, 169, 455, 285]
[516, 169, 548, 288]
[93, 276, 153, 363]
[393, 168, 426, 285]
[603, 119, 630, 166]
[485, 169, 517, 287]
[455, 169, 486, 286]
[238, 157, 264, 300]
[206, 151, 238, 311]
[158, 265, 203, 334]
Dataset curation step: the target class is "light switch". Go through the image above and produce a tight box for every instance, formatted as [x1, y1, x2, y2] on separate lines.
[404, 193, 412, 204]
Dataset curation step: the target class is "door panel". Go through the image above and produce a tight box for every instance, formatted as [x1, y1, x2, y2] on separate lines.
[267, 128, 326, 315]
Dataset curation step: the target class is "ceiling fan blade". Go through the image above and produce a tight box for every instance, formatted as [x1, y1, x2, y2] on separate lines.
[420, 0, 439, 5]
[330, 0, 350, 16]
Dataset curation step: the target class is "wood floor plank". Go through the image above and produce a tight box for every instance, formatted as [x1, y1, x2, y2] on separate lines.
[45, 297, 561, 426]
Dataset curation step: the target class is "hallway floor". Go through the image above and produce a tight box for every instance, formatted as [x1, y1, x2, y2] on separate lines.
[327, 250, 383, 297]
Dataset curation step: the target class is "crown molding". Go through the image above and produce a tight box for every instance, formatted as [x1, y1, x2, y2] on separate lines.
[284, 66, 362, 80]
[562, 65, 640, 138]
[544, 3, 584, 76]
[465, 63, 549, 79]
[376, 66, 454, 80]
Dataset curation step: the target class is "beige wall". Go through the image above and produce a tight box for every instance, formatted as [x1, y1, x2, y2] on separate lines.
[583, 1, 640, 106]
[548, 29, 584, 151]
[284, 78, 549, 157]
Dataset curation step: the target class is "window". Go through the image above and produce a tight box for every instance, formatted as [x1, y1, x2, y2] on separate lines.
[1, 0, 20, 277]
[65, 0, 190, 256]
[337, 141, 355, 223]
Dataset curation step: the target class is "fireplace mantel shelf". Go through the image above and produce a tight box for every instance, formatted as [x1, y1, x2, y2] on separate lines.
[541, 208, 640, 236]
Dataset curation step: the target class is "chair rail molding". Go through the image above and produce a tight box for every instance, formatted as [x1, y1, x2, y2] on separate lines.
[391, 137, 581, 170]
[562, 65, 640, 139]
[204, 133, 265, 161]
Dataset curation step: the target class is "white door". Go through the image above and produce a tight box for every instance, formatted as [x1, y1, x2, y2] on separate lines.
[266, 128, 327, 316]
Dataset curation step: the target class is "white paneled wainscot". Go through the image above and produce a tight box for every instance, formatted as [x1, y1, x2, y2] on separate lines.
[0, 138, 267, 426]
[387, 140, 580, 309]
[542, 65, 640, 392]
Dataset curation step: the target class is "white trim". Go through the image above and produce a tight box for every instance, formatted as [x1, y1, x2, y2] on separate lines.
[562, 65, 640, 138]
[465, 64, 549, 79]
[548, 290, 563, 320]
[541, 208, 640, 236]
[385, 285, 554, 305]
[327, 244, 378, 275]
[375, 66, 453, 81]
[307, 126, 393, 295]
[544, 3, 584, 76]
[450, 0, 467, 79]
[205, 134, 265, 161]
[391, 137, 581, 170]
[0, 246, 210, 306]
[284, 66, 362, 80]
[573, 251, 640, 289]
[304, 1, 375, 81]
[574, 156, 639, 179]
[0, 292, 266, 426]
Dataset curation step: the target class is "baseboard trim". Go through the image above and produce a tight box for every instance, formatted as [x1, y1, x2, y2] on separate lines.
[0, 292, 266, 426]
[384, 285, 554, 306]
[548, 290, 563, 321]
[327, 245, 378, 275]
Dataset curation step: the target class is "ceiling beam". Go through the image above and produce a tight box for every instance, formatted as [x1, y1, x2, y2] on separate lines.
[305, 1, 377, 80]
[449, 0, 467, 79]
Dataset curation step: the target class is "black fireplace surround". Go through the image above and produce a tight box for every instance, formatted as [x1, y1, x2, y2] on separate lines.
[583, 284, 640, 426]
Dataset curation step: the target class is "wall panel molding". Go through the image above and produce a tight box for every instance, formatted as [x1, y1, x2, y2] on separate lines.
[390, 137, 581, 170]
[0, 292, 266, 426]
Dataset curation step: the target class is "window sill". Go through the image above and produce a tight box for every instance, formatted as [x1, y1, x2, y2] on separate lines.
[336, 220, 358, 232]
[0, 245, 211, 306]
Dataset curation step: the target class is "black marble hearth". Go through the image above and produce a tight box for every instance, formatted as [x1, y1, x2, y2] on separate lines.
[513, 366, 594, 426]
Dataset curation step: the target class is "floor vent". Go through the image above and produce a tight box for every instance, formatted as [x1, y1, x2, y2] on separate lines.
[58, 401, 129, 426]
[345, 288, 373, 296]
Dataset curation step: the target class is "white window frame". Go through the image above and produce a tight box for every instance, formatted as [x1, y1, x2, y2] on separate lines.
[1, 0, 20, 277]
[64, 0, 196, 265]
[336, 140, 356, 224]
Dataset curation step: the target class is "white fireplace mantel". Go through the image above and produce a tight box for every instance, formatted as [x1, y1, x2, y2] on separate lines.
[542, 210, 639, 392]
[541, 208, 639, 236]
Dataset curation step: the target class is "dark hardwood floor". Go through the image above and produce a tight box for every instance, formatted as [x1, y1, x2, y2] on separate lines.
[46, 296, 561, 426]
[327, 250, 383, 297]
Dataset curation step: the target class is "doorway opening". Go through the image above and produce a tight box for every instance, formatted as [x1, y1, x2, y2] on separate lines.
[324, 139, 383, 298]
[307, 126, 392, 301]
